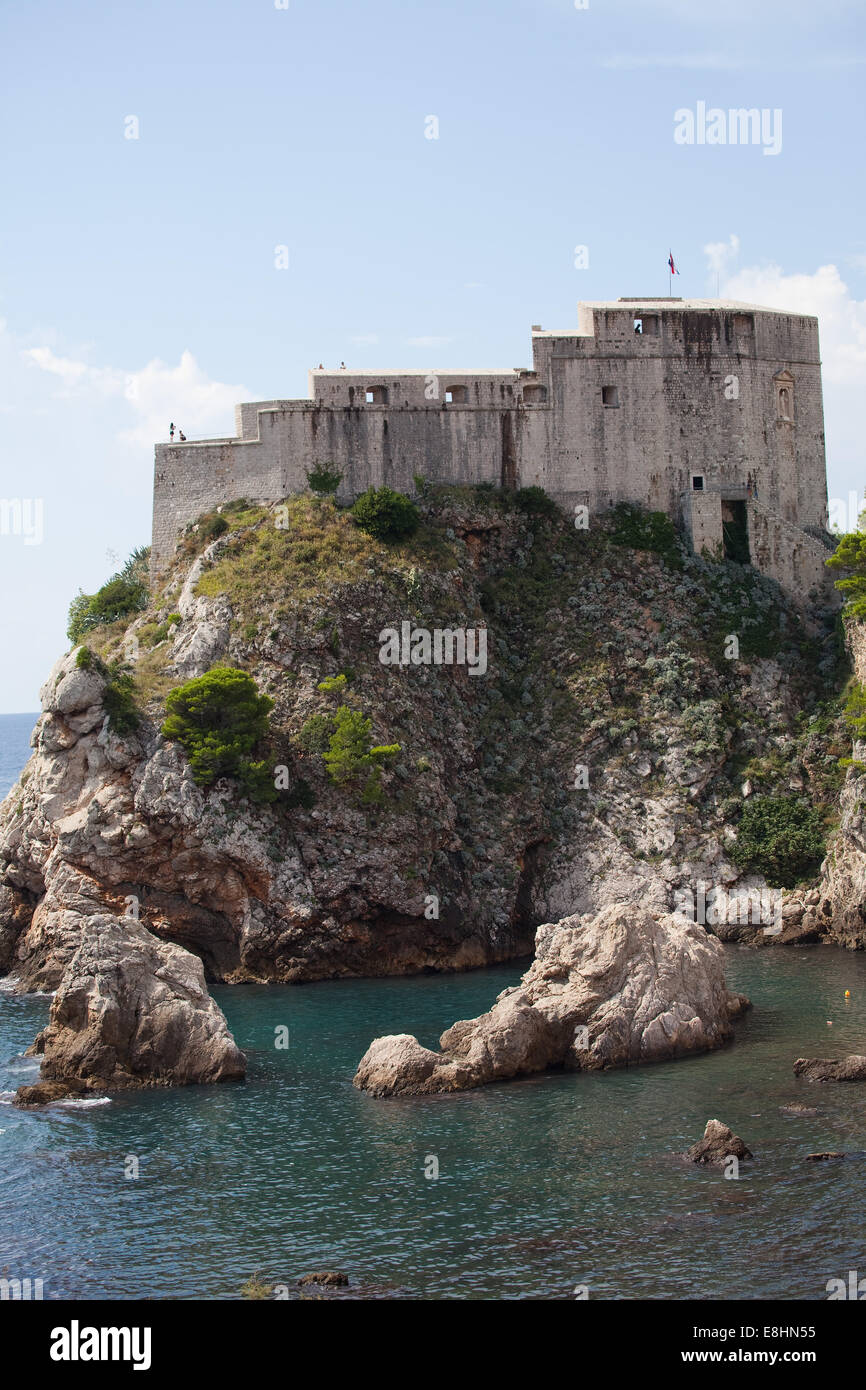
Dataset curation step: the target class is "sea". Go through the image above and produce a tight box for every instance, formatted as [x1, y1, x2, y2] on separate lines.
[1, 711, 865, 1300]
[0, 712, 37, 802]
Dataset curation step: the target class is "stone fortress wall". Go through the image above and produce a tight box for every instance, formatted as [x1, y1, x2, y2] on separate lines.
[151, 298, 834, 600]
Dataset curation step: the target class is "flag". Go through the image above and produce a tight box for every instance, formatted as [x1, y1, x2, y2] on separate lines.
[668, 251, 679, 275]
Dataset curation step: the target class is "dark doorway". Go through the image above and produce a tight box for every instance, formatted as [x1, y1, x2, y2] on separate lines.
[722, 499, 750, 563]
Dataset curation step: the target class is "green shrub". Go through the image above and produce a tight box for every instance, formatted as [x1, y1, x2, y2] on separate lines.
[317, 674, 348, 696]
[827, 531, 866, 618]
[294, 712, 334, 755]
[729, 795, 826, 888]
[73, 648, 139, 734]
[67, 546, 150, 643]
[306, 463, 342, 496]
[513, 486, 559, 518]
[283, 776, 315, 809]
[323, 704, 400, 799]
[200, 513, 229, 542]
[161, 667, 276, 802]
[351, 486, 419, 542]
[843, 680, 866, 739]
[102, 663, 140, 736]
[609, 504, 682, 567]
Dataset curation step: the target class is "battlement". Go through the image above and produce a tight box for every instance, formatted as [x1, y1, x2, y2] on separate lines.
[152, 299, 831, 601]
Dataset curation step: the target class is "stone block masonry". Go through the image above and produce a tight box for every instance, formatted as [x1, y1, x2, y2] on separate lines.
[151, 299, 833, 602]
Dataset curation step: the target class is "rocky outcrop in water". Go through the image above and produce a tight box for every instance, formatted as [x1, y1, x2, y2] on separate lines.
[686, 1119, 753, 1165]
[17, 912, 245, 1099]
[793, 1055, 866, 1082]
[354, 904, 748, 1097]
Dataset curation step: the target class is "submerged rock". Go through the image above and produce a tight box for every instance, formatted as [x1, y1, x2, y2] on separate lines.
[22, 913, 246, 1094]
[13, 1077, 90, 1106]
[805, 1152, 845, 1161]
[793, 1055, 866, 1082]
[686, 1119, 753, 1165]
[297, 1271, 349, 1287]
[354, 904, 748, 1097]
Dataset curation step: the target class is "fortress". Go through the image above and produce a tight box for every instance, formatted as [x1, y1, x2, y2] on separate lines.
[151, 298, 834, 598]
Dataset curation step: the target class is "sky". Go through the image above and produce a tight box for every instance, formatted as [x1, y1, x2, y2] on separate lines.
[1, 0, 864, 712]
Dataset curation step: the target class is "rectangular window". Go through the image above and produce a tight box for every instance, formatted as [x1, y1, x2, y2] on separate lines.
[692, 475, 704, 491]
[602, 386, 619, 407]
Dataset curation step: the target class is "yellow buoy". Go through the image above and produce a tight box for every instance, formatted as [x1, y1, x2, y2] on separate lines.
[845, 989, 851, 997]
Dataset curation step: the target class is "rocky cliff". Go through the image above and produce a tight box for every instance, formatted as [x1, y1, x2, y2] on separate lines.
[0, 488, 854, 1093]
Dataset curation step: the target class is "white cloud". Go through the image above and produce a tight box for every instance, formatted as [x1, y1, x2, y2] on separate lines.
[721, 261, 866, 388]
[350, 334, 379, 346]
[703, 233, 741, 279]
[710, 251, 866, 495]
[406, 335, 453, 348]
[22, 345, 249, 447]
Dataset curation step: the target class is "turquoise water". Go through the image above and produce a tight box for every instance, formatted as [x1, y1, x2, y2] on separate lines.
[2, 710, 866, 1299]
[2, 947, 866, 1300]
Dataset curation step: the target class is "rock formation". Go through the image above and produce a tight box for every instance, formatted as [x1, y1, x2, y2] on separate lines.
[0, 492, 850, 1090]
[686, 1119, 753, 1165]
[15, 912, 245, 1100]
[793, 1055, 866, 1082]
[354, 904, 748, 1097]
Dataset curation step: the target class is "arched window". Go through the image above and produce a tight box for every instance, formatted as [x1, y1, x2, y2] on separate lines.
[774, 372, 794, 422]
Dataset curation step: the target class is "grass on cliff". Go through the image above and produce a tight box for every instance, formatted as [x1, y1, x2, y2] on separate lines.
[193, 495, 459, 610]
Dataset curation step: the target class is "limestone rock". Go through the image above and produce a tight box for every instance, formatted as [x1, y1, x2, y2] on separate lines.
[793, 1055, 866, 1082]
[25, 913, 246, 1093]
[354, 904, 747, 1097]
[687, 1119, 753, 1165]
